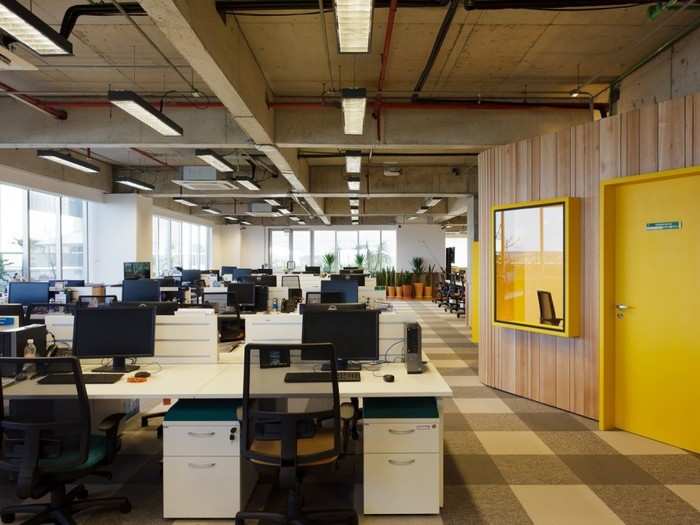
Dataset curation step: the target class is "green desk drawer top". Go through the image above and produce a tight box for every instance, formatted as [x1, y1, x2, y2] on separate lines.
[164, 399, 242, 422]
[363, 397, 438, 419]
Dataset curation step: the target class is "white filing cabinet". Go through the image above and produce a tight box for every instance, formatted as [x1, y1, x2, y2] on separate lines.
[363, 397, 441, 515]
[162, 400, 253, 519]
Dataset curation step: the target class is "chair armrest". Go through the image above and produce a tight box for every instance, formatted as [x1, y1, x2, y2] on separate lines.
[98, 413, 126, 464]
[98, 413, 126, 434]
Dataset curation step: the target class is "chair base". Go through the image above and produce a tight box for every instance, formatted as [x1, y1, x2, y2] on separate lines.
[1, 484, 131, 525]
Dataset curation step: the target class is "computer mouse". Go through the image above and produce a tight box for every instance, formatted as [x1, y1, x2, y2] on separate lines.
[134, 371, 151, 379]
[383, 374, 395, 383]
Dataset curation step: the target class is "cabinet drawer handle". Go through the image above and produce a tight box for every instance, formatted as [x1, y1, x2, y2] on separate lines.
[388, 429, 415, 435]
[187, 462, 216, 469]
[388, 459, 415, 466]
[187, 431, 216, 438]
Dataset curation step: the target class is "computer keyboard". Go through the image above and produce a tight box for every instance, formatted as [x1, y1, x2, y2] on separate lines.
[38, 373, 124, 385]
[285, 371, 361, 383]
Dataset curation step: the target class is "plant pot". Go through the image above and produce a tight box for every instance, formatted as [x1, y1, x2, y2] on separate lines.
[424, 286, 433, 300]
[387, 286, 395, 297]
[402, 284, 413, 298]
[395, 286, 403, 298]
[413, 283, 424, 299]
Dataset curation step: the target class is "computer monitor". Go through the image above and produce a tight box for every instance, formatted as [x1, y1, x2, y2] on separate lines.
[73, 306, 156, 373]
[221, 266, 237, 279]
[8, 282, 50, 306]
[124, 261, 151, 280]
[50, 280, 85, 289]
[228, 283, 256, 307]
[253, 268, 273, 275]
[122, 279, 161, 302]
[121, 301, 179, 315]
[233, 268, 252, 281]
[250, 275, 277, 287]
[304, 266, 321, 274]
[299, 302, 367, 314]
[331, 273, 365, 286]
[0, 304, 25, 327]
[302, 309, 379, 368]
[180, 269, 202, 285]
[321, 279, 358, 303]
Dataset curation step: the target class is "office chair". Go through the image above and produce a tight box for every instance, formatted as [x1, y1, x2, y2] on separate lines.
[306, 291, 322, 304]
[236, 344, 358, 525]
[76, 295, 118, 309]
[537, 290, 563, 326]
[281, 275, 301, 289]
[0, 357, 131, 524]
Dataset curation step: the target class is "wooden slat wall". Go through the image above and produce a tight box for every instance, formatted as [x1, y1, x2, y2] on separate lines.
[478, 93, 700, 419]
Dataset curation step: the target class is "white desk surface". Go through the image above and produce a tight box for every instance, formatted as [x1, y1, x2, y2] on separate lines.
[3, 361, 452, 400]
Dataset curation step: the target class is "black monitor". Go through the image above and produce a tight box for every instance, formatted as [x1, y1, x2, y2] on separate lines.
[228, 283, 256, 307]
[221, 266, 237, 278]
[122, 301, 179, 315]
[180, 269, 202, 285]
[302, 310, 379, 368]
[331, 273, 365, 286]
[233, 268, 252, 281]
[124, 261, 151, 280]
[73, 306, 156, 373]
[300, 302, 367, 314]
[0, 304, 26, 326]
[250, 274, 277, 287]
[50, 280, 85, 289]
[8, 282, 50, 306]
[122, 279, 160, 302]
[304, 266, 321, 274]
[321, 279, 358, 303]
[322, 292, 344, 303]
[253, 268, 273, 275]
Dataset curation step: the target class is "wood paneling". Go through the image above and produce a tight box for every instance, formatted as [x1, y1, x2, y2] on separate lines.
[478, 93, 700, 419]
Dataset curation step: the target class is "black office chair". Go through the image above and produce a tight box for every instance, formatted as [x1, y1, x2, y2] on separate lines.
[305, 292, 322, 304]
[281, 275, 301, 289]
[76, 295, 118, 309]
[537, 290, 563, 326]
[236, 344, 358, 525]
[0, 357, 131, 524]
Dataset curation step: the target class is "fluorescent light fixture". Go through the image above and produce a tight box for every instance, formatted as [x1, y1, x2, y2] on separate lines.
[264, 199, 281, 207]
[298, 221, 306, 225]
[195, 149, 235, 172]
[416, 206, 429, 214]
[36, 150, 99, 174]
[202, 206, 222, 215]
[108, 90, 183, 136]
[290, 216, 301, 222]
[277, 207, 292, 216]
[347, 176, 361, 192]
[236, 178, 261, 191]
[351, 218, 359, 225]
[345, 150, 362, 173]
[408, 216, 418, 221]
[350, 206, 359, 216]
[334, 0, 373, 53]
[349, 198, 360, 207]
[173, 197, 198, 207]
[224, 216, 239, 222]
[426, 197, 442, 207]
[0, 0, 73, 56]
[341, 88, 367, 135]
[240, 220, 252, 226]
[115, 177, 154, 192]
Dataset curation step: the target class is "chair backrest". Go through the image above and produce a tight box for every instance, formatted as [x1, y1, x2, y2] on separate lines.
[281, 275, 301, 289]
[306, 292, 322, 304]
[122, 279, 160, 302]
[537, 290, 559, 325]
[241, 343, 341, 468]
[76, 295, 118, 308]
[0, 357, 91, 499]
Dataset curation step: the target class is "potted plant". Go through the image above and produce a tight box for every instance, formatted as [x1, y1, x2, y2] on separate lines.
[395, 271, 403, 298]
[387, 268, 396, 297]
[424, 264, 435, 299]
[322, 253, 336, 273]
[401, 270, 413, 299]
[354, 253, 365, 269]
[411, 257, 425, 299]
[375, 268, 386, 291]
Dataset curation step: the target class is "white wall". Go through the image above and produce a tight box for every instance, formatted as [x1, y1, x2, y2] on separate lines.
[396, 224, 445, 271]
[212, 224, 242, 269]
[240, 226, 266, 268]
[618, 25, 700, 113]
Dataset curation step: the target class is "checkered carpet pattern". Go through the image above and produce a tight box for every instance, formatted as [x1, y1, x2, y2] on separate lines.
[1, 301, 698, 524]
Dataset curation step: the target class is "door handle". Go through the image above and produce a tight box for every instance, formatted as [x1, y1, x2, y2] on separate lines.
[388, 458, 416, 466]
[388, 429, 415, 435]
[187, 462, 216, 469]
[615, 304, 631, 311]
[187, 431, 216, 438]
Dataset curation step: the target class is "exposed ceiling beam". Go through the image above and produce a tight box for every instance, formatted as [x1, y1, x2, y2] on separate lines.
[147, 192, 470, 198]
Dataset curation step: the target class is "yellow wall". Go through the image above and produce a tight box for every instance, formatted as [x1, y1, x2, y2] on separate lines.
[470, 241, 479, 343]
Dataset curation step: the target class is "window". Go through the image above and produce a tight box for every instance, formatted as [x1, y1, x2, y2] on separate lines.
[446, 235, 468, 268]
[269, 229, 398, 273]
[152, 215, 212, 276]
[0, 183, 89, 285]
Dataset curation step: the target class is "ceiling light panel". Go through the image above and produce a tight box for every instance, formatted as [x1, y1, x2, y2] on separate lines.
[202, 206, 222, 215]
[115, 177, 154, 192]
[341, 88, 367, 135]
[109, 90, 183, 136]
[416, 206, 429, 214]
[37, 150, 99, 174]
[264, 199, 280, 207]
[0, 0, 73, 55]
[426, 197, 442, 207]
[349, 198, 359, 207]
[236, 178, 261, 191]
[334, 0, 373, 53]
[195, 149, 235, 172]
[173, 197, 198, 207]
[347, 176, 361, 192]
[345, 151, 362, 173]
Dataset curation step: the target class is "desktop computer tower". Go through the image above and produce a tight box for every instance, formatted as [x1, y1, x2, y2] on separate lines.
[404, 322, 423, 374]
[0, 324, 47, 377]
[254, 285, 269, 312]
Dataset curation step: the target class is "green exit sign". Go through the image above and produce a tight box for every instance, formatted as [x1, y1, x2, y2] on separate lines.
[646, 221, 682, 231]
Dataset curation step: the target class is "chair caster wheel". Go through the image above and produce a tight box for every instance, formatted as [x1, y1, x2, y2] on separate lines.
[1, 512, 15, 524]
[119, 501, 132, 514]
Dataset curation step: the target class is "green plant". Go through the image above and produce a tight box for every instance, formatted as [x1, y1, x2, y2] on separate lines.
[376, 268, 386, 287]
[388, 268, 395, 287]
[401, 271, 413, 286]
[411, 256, 425, 276]
[322, 253, 336, 272]
[426, 264, 435, 287]
[354, 253, 365, 268]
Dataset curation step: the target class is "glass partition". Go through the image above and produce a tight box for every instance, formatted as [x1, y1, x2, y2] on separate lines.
[493, 198, 579, 337]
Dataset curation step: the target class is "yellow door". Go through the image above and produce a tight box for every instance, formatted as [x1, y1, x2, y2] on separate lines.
[613, 173, 700, 452]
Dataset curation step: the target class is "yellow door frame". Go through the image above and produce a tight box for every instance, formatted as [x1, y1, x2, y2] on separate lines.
[598, 165, 700, 430]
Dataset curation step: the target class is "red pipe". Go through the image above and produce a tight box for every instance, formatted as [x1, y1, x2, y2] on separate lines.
[378, 0, 399, 95]
[270, 100, 598, 111]
[131, 147, 173, 167]
[0, 81, 67, 120]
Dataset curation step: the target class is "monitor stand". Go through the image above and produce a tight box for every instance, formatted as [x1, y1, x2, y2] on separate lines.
[321, 360, 361, 372]
[93, 357, 139, 373]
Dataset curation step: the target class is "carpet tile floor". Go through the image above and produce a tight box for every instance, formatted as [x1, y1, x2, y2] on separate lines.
[1, 300, 698, 524]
